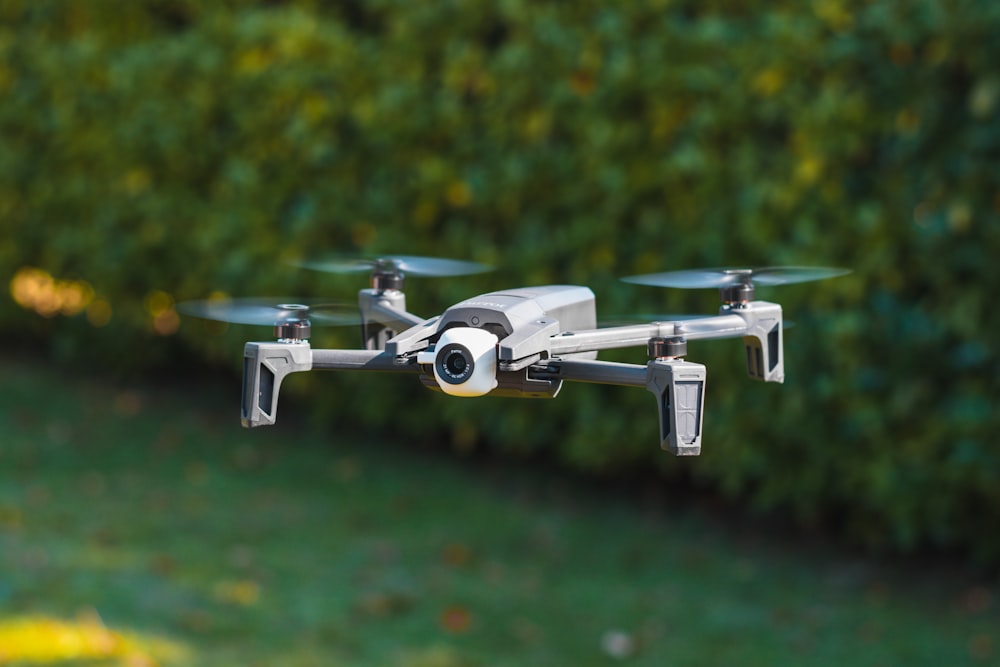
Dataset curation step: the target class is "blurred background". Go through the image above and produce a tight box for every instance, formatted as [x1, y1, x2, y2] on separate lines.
[1, 1, 998, 664]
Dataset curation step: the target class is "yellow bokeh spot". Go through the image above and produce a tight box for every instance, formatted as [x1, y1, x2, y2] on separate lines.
[87, 299, 113, 327]
[890, 43, 914, 66]
[352, 221, 377, 247]
[236, 47, 272, 75]
[10, 267, 96, 318]
[969, 78, 1000, 119]
[794, 156, 824, 186]
[813, 0, 854, 31]
[821, 181, 843, 203]
[569, 69, 597, 97]
[412, 199, 439, 229]
[121, 168, 151, 195]
[59, 282, 95, 316]
[276, 16, 318, 57]
[212, 579, 261, 606]
[0, 64, 13, 93]
[0, 504, 21, 529]
[152, 309, 180, 336]
[144, 290, 174, 317]
[300, 93, 329, 123]
[650, 105, 686, 141]
[0, 613, 187, 664]
[588, 245, 616, 271]
[145, 291, 179, 336]
[896, 108, 920, 134]
[445, 181, 472, 208]
[439, 606, 472, 634]
[925, 39, 951, 66]
[752, 68, 786, 97]
[11, 268, 54, 310]
[948, 203, 972, 233]
[523, 110, 552, 142]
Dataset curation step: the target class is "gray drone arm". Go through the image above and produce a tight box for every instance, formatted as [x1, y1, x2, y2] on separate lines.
[546, 301, 784, 384]
[530, 359, 648, 387]
[530, 358, 706, 456]
[364, 299, 425, 332]
[527, 301, 787, 456]
[358, 288, 427, 351]
[548, 314, 748, 355]
[241, 341, 421, 428]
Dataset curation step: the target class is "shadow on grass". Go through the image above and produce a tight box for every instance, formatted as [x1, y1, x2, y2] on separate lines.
[0, 355, 996, 666]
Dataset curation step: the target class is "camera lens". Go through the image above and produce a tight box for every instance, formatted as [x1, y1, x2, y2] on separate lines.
[445, 353, 467, 375]
[436, 344, 474, 384]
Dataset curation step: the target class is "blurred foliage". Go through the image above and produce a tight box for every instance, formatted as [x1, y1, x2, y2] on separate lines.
[1, 1, 998, 559]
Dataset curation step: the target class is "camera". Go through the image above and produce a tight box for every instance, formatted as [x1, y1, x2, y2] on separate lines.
[417, 327, 499, 397]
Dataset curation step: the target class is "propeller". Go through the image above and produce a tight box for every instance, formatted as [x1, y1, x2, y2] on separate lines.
[600, 313, 794, 329]
[621, 266, 851, 289]
[295, 254, 492, 277]
[177, 297, 360, 328]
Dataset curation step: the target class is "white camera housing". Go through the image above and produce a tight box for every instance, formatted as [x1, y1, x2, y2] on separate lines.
[416, 327, 499, 397]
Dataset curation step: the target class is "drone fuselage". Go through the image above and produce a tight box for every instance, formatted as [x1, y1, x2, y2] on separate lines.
[410, 285, 598, 399]
[437, 285, 597, 338]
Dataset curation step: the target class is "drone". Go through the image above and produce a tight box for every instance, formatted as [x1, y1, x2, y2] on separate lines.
[179, 256, 849, 456]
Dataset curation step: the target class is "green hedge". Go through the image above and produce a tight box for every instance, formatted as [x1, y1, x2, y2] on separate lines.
[2, 0, 998, 559]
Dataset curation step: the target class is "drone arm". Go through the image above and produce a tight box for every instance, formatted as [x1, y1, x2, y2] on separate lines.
[530, 359, 648, 387]
[243, 344, 424, 429]
[531, 358, 705, 456]
[311, 349, 422, 373]
[366, 300, 425, 331]
[547, 314, 748, 356]
[358, 288, 426, 351]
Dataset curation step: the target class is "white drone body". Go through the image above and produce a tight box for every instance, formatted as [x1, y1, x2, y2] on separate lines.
[183, 258, 847, 456]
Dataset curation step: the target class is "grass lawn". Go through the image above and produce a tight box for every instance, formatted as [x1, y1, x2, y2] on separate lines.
[0, 354, 996, 666]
